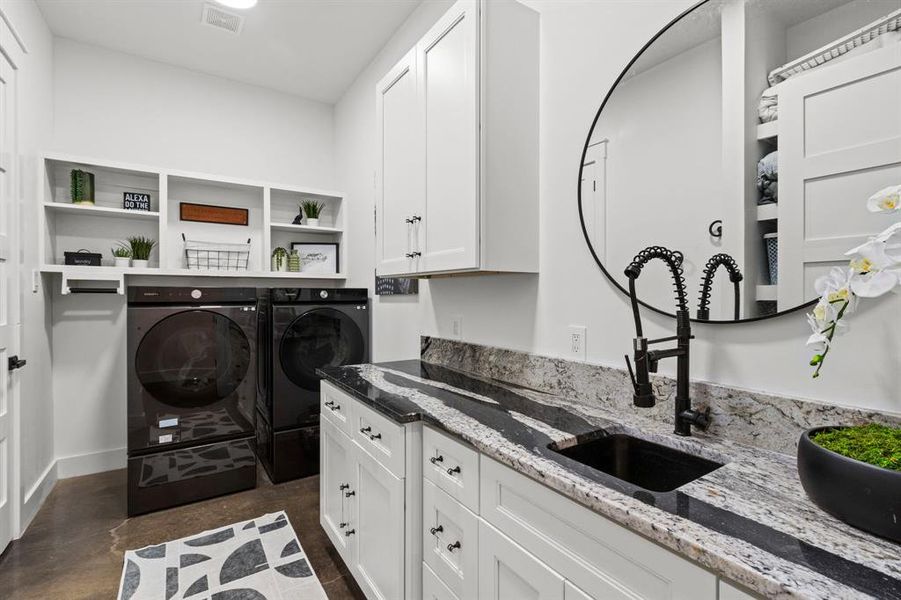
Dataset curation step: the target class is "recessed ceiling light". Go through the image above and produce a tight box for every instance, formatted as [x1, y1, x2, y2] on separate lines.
[214, 0, 257, 9]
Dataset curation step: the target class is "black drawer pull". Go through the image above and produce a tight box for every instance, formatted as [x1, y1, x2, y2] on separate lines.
[447, 541, 461, 552]
[360, 426, 371, 434]
[345, 490, 355, 498]
[446, 465, 461, 475]
[339, 522, 348, 529]
[339, 483, 350, 491]
[345, 529, 355, 537]
[370, 432, 382, 440]
[324, 400, 335, 408]
[429, 525, 443, 536]
[430, 455, 444, 464]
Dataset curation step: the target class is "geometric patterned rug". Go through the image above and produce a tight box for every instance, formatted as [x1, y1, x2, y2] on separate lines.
[117, 512, 327, 599]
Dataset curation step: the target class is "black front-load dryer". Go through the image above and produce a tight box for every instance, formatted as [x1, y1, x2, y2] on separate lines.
[126, 286, 257, 515]
[257, 288, 369, 482]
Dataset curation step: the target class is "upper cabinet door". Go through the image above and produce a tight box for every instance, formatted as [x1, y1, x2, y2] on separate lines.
[417, 0, 480, 273]
[376, 48, 424, 276]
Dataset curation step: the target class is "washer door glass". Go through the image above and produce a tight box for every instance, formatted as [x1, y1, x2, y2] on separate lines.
[136, 310, 251, 408]
[280, 308, 365, 390]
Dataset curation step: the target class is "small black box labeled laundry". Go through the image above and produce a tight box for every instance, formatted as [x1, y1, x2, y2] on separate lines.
[64, 250, 103, 266]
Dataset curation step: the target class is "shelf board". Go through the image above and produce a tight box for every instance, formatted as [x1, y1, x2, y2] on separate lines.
[757, 121, 777, 142]
[755, 284, 777, 302]
[44, 202, 160, 220]
[270, 222, 342, 234]
[757, 203, 778, 221]
[40, 264, 345, 280]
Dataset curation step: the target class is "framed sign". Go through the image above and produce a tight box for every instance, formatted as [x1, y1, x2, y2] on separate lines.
[180, 202, 249, 226]
[123, 192, 151, 211]
[291, 242, 339, 275]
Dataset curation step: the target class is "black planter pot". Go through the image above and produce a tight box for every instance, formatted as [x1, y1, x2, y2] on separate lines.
[797, 426, 901, 543]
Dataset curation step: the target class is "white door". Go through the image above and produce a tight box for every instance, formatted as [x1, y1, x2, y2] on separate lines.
[478, 520, 564, 600]
[376, 47, 424, 276]
[0, 43, 19, 553]
[779, 44, 901, 308]
[418, 0, 480, 273]
[353, 444, 405, 600]
[320, 418, 354, 560]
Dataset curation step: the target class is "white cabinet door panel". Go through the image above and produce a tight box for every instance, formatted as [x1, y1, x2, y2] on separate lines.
[376, 47, 423, 276]
[320, 417, 354, 561]
[418, 0, 480, 273]
[354, 442, 405, 600]
[424, 561, 461, 600]
[423, 479, 479, 599]
[478, 519, 564, 600]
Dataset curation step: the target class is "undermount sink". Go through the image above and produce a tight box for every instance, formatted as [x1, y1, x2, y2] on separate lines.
[550, 433, 724, 492]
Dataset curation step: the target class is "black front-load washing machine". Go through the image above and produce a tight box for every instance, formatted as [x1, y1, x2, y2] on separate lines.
[257, 288, 369, 482]
[126, 286, 257, 516]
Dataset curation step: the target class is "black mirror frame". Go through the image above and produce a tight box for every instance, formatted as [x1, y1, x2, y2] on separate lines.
[576, 0, 816, 325]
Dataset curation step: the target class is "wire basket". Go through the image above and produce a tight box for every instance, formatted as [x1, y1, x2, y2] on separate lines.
[183, 234, 251, 271]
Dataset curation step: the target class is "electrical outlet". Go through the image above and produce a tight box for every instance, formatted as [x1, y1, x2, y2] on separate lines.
[451, 316, 463, 340]
[569, 326, 586, 361]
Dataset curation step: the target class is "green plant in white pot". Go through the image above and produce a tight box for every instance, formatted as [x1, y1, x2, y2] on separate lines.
[111, 244, 131, 268]
[271, 247, 289, 272]
[128, 236, 156, 269]
[301, 200, 324, 228]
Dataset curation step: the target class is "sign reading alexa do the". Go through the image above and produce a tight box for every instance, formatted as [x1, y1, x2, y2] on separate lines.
[123, 192, 151, 211]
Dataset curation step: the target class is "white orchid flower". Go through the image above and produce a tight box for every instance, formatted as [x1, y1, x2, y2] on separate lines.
[867, 185, 901, 213]
[845, 224, 901, 297]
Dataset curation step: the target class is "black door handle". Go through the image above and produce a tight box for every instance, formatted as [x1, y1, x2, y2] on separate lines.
[8, 356, 26, 371]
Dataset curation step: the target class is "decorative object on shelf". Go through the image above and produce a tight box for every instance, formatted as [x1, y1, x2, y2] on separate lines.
[805, 184, 900, 377]
[180, 202, 249, 226]
[271, 247, 289, 272]
[300, 200, 324, 227]
[111, 244, 132, 268]
[64, 249, 102, 266]
[763, 233, 778, 284]
[183, 234, 251, 271]
[287, 249, 301, 272]
[375, 273, 418, 295]
[123, 192, 151, 211]
[291, 242, 338, 275]
[70, 169, 95, 205]
[128, 236, 157, 269]
[798, 424, 900, 543]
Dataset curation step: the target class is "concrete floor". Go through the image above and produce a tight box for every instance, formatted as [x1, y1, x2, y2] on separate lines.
[0, 468, 365, 600]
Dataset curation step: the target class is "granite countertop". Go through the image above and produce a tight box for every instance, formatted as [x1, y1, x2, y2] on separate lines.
[318, 360, 901, 600]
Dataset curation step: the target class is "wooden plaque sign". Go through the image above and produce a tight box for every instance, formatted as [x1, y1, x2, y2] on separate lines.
[180, 202, 249, 226]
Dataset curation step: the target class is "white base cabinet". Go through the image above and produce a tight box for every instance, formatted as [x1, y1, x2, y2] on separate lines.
[478, 519, 564, 600]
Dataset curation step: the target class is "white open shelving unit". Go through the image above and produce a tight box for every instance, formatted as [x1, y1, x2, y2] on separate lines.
[39, 152, 347, 294]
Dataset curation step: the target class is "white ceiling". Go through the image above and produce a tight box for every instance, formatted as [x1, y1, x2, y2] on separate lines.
[36, 0, 422, 104]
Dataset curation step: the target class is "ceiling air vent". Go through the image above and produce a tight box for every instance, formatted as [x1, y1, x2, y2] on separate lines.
[201, 3, 244, 34]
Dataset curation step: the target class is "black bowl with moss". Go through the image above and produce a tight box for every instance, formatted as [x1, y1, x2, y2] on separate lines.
[797, 424, 900, 542]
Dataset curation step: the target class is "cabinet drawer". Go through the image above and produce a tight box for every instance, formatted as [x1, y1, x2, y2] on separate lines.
[423, 426, 479, 512]
[480, 456, 717, 600]
[422, 479, 478, 600]
[353, 397, 406, 477]
[321, 381, 354, 437]
[423, 561, 459, 600]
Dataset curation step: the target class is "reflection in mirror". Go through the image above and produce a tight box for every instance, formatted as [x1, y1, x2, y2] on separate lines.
[580, 0, 901, 322]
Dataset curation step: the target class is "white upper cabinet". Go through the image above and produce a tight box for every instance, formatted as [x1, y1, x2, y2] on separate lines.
[376, 0, 539, 277]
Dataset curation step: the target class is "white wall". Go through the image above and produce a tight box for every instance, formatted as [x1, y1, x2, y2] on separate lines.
[3, 0, 56, 533]
[407, 0, 900, 415]
[49, 39, 338, 474]
[335, 0, 455, 362]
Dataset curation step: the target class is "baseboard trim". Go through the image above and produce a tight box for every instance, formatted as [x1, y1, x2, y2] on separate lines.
[56, 447, 126, 479]
[20, 460, 58, 536]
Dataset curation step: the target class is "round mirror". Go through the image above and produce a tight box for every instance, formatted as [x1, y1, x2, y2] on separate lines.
[579, 0, 901, 323]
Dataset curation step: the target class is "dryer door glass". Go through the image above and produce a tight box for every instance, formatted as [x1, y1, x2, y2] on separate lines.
[279, 307, 365, 391]
[136, 310, 251, 408]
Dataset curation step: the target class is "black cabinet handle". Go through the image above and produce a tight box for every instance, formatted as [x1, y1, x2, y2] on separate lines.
[447, 541, 461, 552]
[446, 465, 461, 475]
[429, 525, 443, 536]
[339, 483, 350, 491]
[339, 522, 348, 529]
[406, 215, 422, 224]
[360, 426, 371, 434]
[324, 401, 340, 411]
[411, 251, 421, 257]
[370, 432, 382, 440]
[430, 455, 444, 465]
[345, 529, 355, 537]
[345, 490, 355, 498]
[8, 356, 26, 371]
[324, 400, 335, 407]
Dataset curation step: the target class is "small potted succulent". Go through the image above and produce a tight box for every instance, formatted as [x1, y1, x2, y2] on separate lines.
[111, 244, 131, 268]
[798, 424, 900, 542]
[127, 236, 156, 268]
[271, 247, 289, 272]
[70, 169, 95, 205]
[300, 200, 324, 228]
